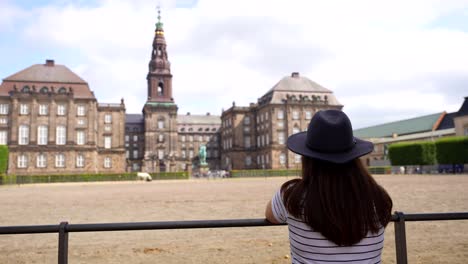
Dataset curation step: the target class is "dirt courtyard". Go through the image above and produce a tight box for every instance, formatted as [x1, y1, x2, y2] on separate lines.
[1, 175, 468, 263]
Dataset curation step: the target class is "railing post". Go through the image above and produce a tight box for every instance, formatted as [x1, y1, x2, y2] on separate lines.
[394, 211, 408, 264]
[58, 222, 69, 264]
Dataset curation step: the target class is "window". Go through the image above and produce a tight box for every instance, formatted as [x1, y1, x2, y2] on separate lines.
[104, 136, 111, 149]
[265, 112, 269, 120]
[266, 134, 270, 145]
[76, 130, 85, 145]
[464, 126, 468, 136]
[279, 153, 286, 165]
[277, 110, 284, 120]
[181, 135, 186, 142]
[55, 154, 65, 168]
[257, 136, 260, 147]
[57, 104, 66, 116]
[156, 150, 164, 160]
[0, 131, 7, 145]
[277, 121, 284, 128]
[22, 86, 30, 93]
[37, 125, 48, 145]
[36, 154, 46, 168]
[19, 125, 29, 145]
[266, 155, 269, 164]
[205, 136, 210, 141]
[292, 127, 300, 135]
[158, 120, 164, 129]
[158, 134, 164, 142]
[39, 104, 48, 115]
[76, 154, 84, 168]
[278, 132, 285, 144]
[104, 157, 111, 168]
[245, 156, 252, 166]
[292, 111, 299, 120]
[133, 150, 138, 158]
[0, 104, 9, 114]
[181, 150, 186, 159]
[77, 105, 85, 116]
[56, 126, 66, 145]
[125, 135, 129, 142]
[20, 104, 29, 115]
[17, 154, 28, 168]
[198, 135, 203, 142]
[244, 116, 250, 125]
[189, 136, 193, 142]
[294, 154, 301, 164]
[40, 87, 48, 94]
[126, 151, 129, 159]
[104, 114, 112, 124]
[0, 118, 7, 124]
[243, 126, 250, 133]
[77, 119, 85, 126]
[58, 87, 67, 94]
[305, 111, 312, 120]
[214, 150, 218, 157]
[133, 135, 138, 141]
[244, 137, 251, 148]
[189, 150, 194, 158]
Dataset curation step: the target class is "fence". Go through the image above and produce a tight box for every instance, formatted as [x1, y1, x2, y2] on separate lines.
[1, 211, 467, 264]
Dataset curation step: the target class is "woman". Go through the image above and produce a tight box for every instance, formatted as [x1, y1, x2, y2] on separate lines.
[265, 110, 393, 264]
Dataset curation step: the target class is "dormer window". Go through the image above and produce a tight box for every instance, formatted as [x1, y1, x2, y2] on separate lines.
[40, 87, 48, 94]
[22, 86, 30, 93]
[58, 87, 67, 94]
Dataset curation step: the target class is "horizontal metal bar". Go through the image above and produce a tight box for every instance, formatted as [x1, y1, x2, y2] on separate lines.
[1, 212, 467, 235]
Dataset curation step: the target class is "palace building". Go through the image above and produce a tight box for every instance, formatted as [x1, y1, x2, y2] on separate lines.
[0, 10, 347, 175]
[0, 60, 126, 175]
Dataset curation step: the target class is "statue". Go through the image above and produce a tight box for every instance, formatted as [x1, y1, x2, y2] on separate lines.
[199, 145, 208, 166]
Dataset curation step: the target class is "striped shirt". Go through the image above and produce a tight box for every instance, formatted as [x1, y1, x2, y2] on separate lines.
[271, 189, 384, 264]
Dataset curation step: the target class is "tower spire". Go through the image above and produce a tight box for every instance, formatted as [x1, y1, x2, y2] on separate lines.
[156, 6, 164, 33]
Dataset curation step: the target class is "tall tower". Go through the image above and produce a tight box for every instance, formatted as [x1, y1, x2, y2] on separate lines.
[147, 9, 173, 102]
[143, 9, 179, 172]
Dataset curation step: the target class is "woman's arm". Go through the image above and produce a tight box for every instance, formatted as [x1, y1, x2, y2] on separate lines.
[265, 200, 280, 224]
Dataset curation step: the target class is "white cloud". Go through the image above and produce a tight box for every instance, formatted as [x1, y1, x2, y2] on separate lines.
[2, 0, 468, 127]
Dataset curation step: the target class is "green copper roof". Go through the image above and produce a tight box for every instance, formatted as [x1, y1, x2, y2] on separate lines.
[145, 102, 175, 107]
[353, 112, 443, 139]
[156, 8, 164, 30]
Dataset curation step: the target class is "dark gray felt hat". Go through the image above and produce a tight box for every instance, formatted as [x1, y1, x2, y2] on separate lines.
[286, 109, 373, 164]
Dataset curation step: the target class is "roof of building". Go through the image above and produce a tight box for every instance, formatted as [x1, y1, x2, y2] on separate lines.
[258, 72, 341, 106]
[353, 112, 444, 139]
[126, 114, 144, 123]
[177, 114, 221, 125]
[437, 112, 456, 130]
[456, 97, 468, 116]
[267, 73, 332, 93]
[3, 61, 87, 84]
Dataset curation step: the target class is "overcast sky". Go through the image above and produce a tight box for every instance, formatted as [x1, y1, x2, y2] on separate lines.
[1, 0, 467, 129]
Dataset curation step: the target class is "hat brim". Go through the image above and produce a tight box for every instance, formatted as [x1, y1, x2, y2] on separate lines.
[286, 132, 374, 164]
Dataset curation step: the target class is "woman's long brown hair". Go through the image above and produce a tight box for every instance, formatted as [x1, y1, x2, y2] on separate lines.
[281, 156, 393, 246]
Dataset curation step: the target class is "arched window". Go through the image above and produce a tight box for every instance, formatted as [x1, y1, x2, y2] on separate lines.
[157, 47, 162, 56]
[22, 86, 30, 93]
[40, 87, 48, 94]
[157, 82, 164, 96]
[58, 87, 67, 94]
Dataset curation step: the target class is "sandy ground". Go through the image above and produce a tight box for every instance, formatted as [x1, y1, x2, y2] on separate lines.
[0, 174, 467, 264]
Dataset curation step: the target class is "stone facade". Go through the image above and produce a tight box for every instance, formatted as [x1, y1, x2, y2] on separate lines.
[0, 60, 126, 175]
[220, 72, 343, 170]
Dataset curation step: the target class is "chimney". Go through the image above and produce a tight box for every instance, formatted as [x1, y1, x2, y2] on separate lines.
[206, 112, 210, 116]
[45, 59, 55, 67]
[186, 112, 191, 115]
[291, 72, 300, 78]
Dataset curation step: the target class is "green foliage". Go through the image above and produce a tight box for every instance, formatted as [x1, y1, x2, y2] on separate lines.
[435, 136, 468, 164]
[367, 166, 391, 174]
[149, 171, 189, 180]
[230, 169, 300, 178]
[0, 145, 8, 174]
[0, 171, 188, 185]
[388, 141, 436, 166]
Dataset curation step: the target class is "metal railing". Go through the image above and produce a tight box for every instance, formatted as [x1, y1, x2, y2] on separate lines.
[1, 211, 467, 264]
